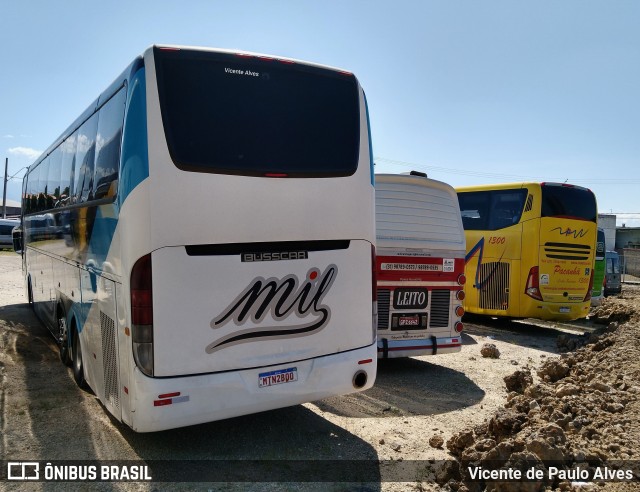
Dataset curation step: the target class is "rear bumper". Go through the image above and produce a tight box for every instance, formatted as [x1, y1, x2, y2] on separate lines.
[524, 299, 590, 321]
[128, 344, 377, 432]
[604, 286, 622, 296]
[377, 337, 461, 359]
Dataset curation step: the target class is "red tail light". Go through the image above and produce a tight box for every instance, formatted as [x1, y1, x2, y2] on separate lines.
[456, 289, 466, 301]
[525, 266, 543, 301]
[455, 322, 464, 333]
[131, 254, 153, 325]
[584, 268, 594, 302]
[457, 274, 466, 286]
[131, 253, 154, 376]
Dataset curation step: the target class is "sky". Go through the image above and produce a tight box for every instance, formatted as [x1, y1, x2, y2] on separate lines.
[1, 1, 639, 225]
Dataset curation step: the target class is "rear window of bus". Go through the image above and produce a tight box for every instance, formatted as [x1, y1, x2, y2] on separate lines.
[154, 48, 360, 178]
[541, 185, 597, 222]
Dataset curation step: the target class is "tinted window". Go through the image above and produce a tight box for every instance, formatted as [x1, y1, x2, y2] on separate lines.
[74, 114, 98, 203]
[26, 166, 39, 214]
[48, 147, 62, 206]
[60, 132, 77, 206]
[154, 48, 360, 177]
[37, 158, 50, 212]
[541, 185, 597, 222]
[458, 189, 527, 231]
[94, 88, 125, 199]
[458, 191, 489, 230]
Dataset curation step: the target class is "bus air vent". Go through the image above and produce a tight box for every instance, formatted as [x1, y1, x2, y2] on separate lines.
[377, 289, 391, 330]
[478, 262, 510, 311]
[101, 311, 120, 412]
[429, 290, 451, 327]
[524, 194, 534, 212]
[544, 242, 591, 261]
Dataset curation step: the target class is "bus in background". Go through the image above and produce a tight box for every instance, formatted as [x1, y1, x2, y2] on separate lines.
[591, 228, 606, 306]
[604, 250, 622, 296]
[375, 172, 466, 358]
[14, 45, 377, 432]
[456, 182, 597, 321]
[0, 218, 20, 249]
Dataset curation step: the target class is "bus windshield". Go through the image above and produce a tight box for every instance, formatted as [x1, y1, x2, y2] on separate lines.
[154, 48, 360, 177]
[541, 184, 597, 222]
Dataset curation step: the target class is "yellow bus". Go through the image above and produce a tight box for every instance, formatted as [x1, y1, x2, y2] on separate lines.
[456, 182, 597, 321]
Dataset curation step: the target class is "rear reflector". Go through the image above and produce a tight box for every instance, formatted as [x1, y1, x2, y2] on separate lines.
[358, 359, 373, 365]
[158, 392, 181, 399]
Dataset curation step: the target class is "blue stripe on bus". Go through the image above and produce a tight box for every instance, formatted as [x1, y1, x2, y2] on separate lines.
[87, 205, 119, 267]
[364, 93, 375, 186]
[119, 67, 149, 207]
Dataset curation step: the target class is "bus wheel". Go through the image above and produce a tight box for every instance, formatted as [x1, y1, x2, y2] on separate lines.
[58, 310, 71, 366]
[71, 325, 87, 389]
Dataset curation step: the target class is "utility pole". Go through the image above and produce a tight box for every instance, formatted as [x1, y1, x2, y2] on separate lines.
[2, 157, 8, 219]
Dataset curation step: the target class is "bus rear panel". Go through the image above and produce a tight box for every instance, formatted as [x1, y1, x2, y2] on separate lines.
[375, 174, 466, 358]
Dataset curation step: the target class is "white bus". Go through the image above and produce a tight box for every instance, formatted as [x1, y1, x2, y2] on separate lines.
[14, 45, 377, 432]
[375, 172, 466, 358]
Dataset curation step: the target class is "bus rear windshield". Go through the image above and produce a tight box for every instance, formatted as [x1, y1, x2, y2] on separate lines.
[541, 185, 597, 222]
[154, 48, 360, 177]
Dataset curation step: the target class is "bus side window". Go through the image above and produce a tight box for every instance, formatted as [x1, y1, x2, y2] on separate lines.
[74, 114, 99, 203]
[37, 157, 50, 213]
[488, 189, 527, 230]
[48, 147, 62, 208]
[94, 88, 126, 200]
[458, 191, 489, 231]
[60, 132, 77, 206]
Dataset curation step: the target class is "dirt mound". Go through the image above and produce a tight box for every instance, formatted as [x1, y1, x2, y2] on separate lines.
[590, 296, 638, 325]
[480, 343, 501, 359]
[442, 307, 640, 491]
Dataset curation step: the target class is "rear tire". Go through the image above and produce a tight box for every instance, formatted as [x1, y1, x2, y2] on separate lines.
[71, 325, 87, 389]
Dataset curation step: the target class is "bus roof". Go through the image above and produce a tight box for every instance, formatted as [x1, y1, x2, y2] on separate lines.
[455, 181, 592, 193]
[375, 173, 465, 251]
[151, 44, 354, 76]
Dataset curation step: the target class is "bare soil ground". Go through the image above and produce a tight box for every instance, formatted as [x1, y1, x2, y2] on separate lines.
[1, 251, 639, 491]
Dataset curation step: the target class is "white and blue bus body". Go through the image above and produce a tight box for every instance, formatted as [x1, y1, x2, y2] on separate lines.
[16, 45, 377, 432]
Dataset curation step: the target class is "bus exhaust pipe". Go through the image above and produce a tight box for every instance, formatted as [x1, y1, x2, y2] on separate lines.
[352, 370, 368, 389]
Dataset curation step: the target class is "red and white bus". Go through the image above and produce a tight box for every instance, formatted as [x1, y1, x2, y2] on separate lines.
[375, 172, 466, 358]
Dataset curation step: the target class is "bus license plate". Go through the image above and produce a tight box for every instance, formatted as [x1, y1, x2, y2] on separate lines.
[259, 367, 298, 388]
[559, 307, 570, 314]
[398, 315, 420, 327]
